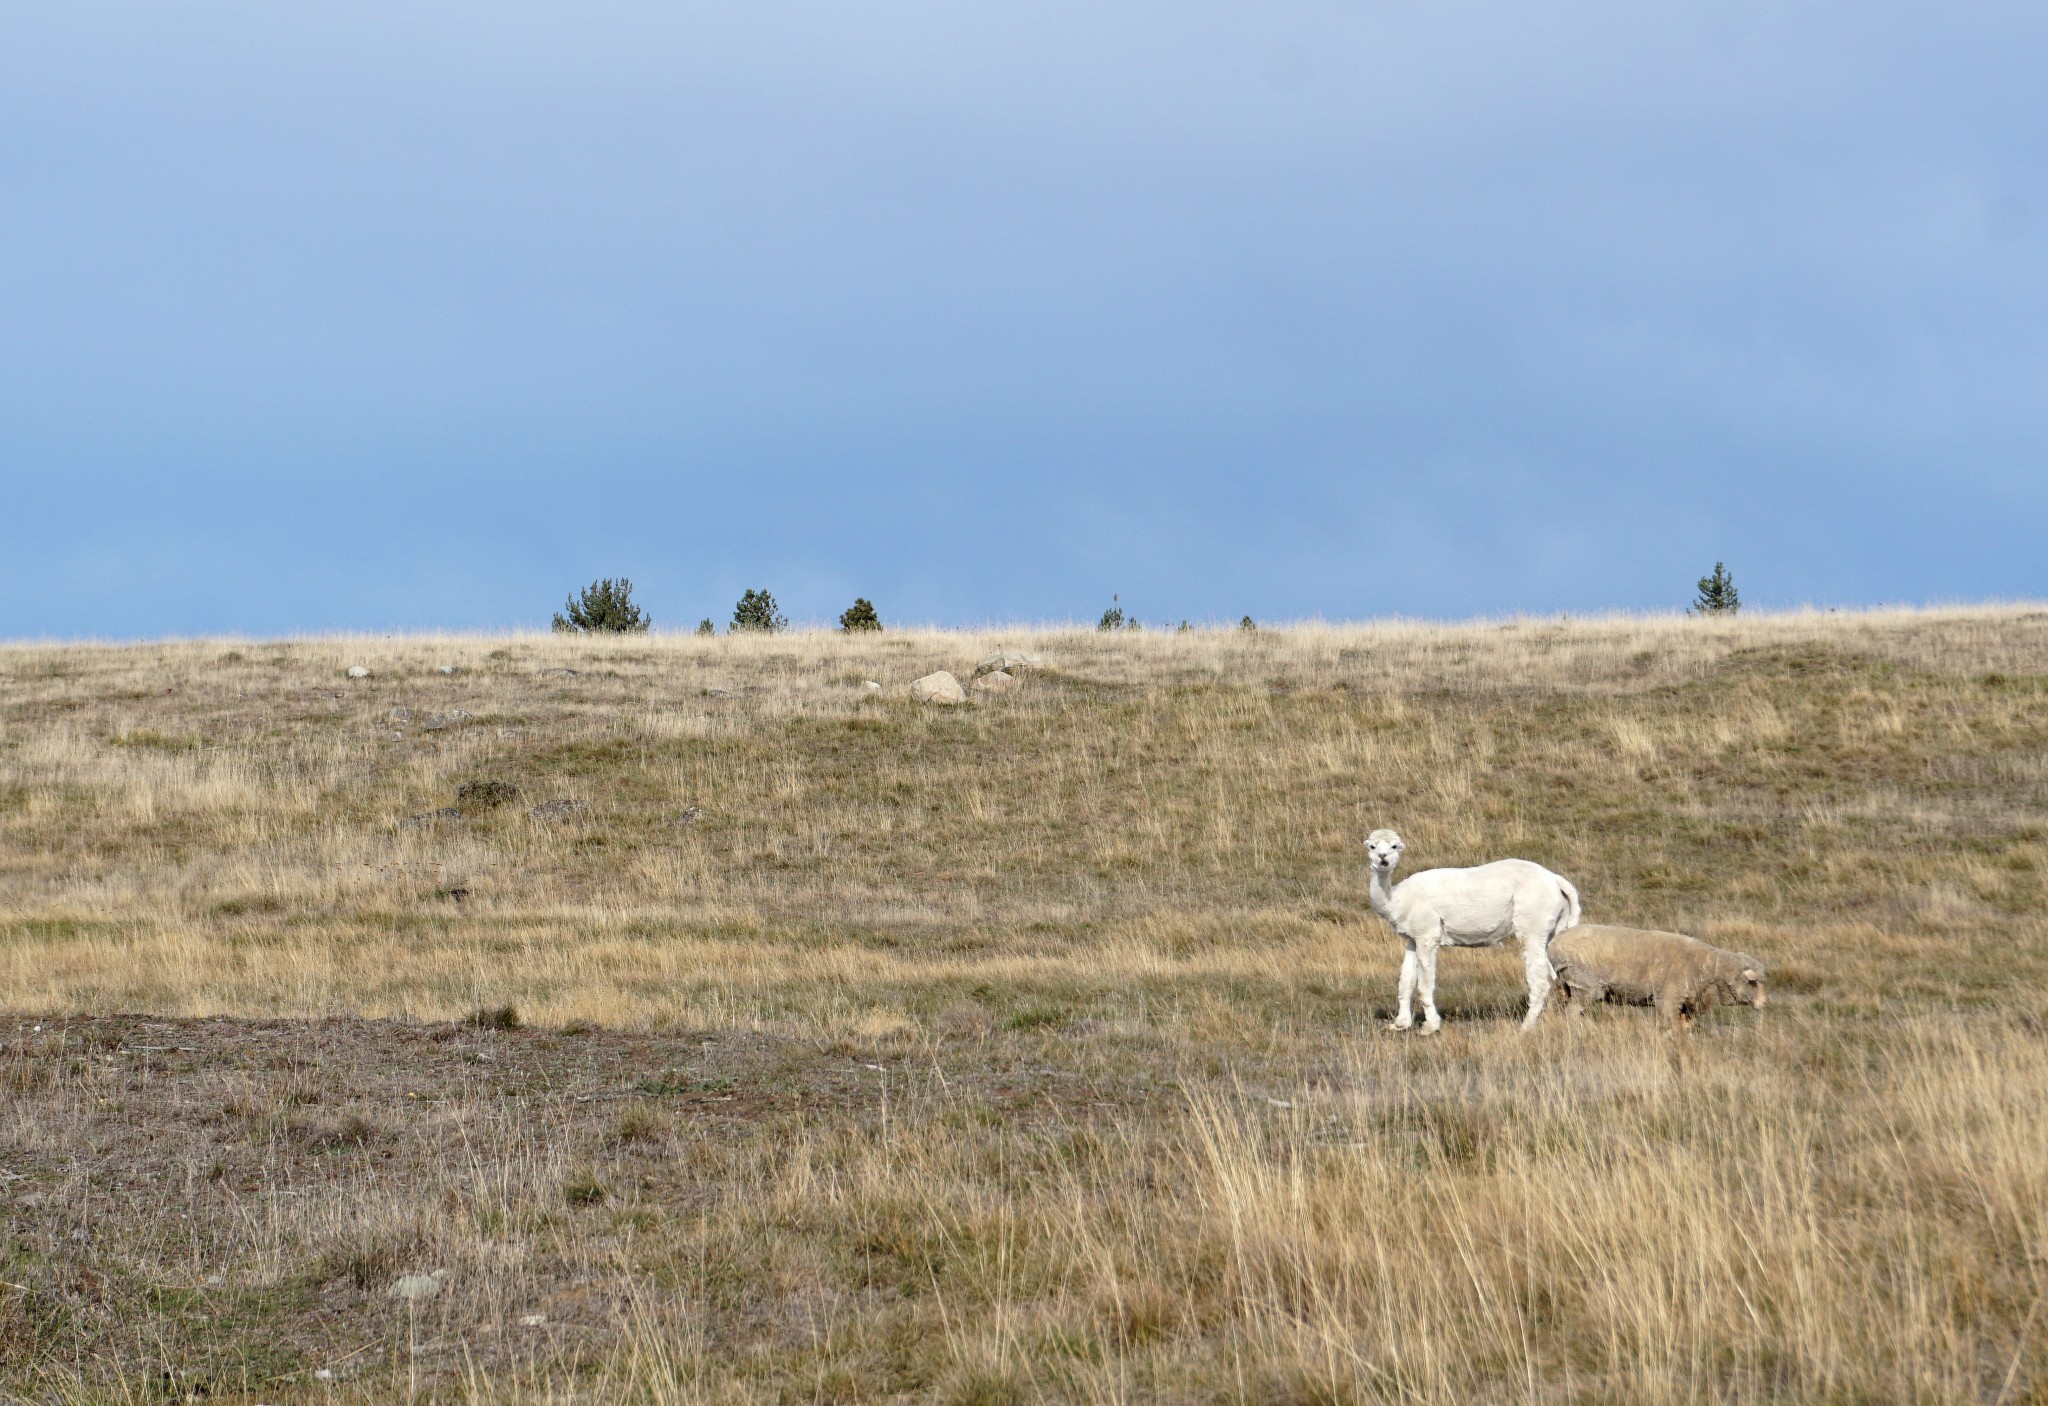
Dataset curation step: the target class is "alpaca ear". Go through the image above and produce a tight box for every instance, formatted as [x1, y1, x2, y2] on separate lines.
[1741, 968, 1759, 982]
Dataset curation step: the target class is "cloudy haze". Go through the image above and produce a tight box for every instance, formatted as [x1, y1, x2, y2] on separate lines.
[4, 2, 2044, 634]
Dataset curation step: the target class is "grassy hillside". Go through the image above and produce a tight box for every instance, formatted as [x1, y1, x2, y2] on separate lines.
[3, 609, 2046, 1402]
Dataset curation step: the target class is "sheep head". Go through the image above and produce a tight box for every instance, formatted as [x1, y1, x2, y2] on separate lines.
[1719, 953, 1768, 1008]
[1364, 829, 1405, 875]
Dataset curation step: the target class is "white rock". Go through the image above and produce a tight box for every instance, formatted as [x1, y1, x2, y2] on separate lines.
[910, 671, 966, 705]
[345, 666, 371, 679]
[437, 665, 458, 675]
[969, 670, 1017, 695]
[861, 680, 882, 693]
[519, 1313, 547, 1327]
[387, 1273, 441, 1301]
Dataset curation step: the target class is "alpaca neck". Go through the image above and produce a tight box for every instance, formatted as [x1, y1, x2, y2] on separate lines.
[1367, 867, 1398, 923]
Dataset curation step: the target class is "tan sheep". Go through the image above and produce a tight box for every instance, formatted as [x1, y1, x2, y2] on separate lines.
[1548, 924, 1767, 1030]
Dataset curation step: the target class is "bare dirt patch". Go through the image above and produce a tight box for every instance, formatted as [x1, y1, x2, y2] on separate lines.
[1, 1015, 885, 1396]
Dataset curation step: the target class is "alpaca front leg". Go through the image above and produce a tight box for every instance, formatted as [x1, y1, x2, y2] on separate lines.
[1519, 941, 1556, 1032]
[1388, 944, 1419, 1030]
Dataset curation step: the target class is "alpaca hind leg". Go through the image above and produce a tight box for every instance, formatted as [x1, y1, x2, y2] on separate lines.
[1519, 938, 1556, 1032]
[1416, 942, 1444, 1034]
[1388, 945, 1419, 1031]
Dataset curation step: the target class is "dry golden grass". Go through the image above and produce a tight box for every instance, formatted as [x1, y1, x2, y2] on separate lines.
[3, 607, 2047, 1402]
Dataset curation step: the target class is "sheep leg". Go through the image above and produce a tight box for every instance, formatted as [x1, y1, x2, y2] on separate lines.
[1657, 988, 1691, 1033]
[1518, 938, 1556, 1032]
[1416, 940, 1444, 1034]
[1567, 975, 1606, 1014]
[1388, 943, 1419, 1030]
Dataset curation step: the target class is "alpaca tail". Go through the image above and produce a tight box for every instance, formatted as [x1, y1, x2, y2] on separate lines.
[1554, 877, 1583, 936]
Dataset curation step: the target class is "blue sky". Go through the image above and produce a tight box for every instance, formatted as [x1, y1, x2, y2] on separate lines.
[4, 3, 2044, 635]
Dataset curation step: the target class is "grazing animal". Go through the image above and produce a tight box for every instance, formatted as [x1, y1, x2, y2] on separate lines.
[1548, 924, 1766, 1030]
[1364, 829, 1583, 1033]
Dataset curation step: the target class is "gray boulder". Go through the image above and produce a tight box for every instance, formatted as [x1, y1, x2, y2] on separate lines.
[973, 652, 1043, 678]
[970, 670, 1017, 696]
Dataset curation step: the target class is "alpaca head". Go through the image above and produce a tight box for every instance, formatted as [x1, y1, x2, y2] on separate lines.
[1364, 829, 1405, 875]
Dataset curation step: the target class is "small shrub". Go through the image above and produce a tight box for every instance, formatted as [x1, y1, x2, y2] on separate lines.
[838, 598, 882, 632]
[1100, 1281, 1180, 1346]
[315, 1225, 430, 1290]
[456, 779, 520, 812]
[695, 618, 716, 636]
[943, 1370, 1027, 1406]
[553, 577, 650, 633]
[1097, 595, 1127, 632]
[1691, 561, 1741, 614]
[466, 1004, 521, 1031]
[563, 1171, 609, 1207]
[615, 1103, 669, 1144]
[1239, 615, 1257, 633]
[297, 1113, 379, 1151]
[1005, 1004, 1070, 1031]
[732, 589, 788, 634]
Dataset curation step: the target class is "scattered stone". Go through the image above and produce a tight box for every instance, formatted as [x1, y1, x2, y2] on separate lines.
[703, 687, 737, 698]
[436, 665, 458, 675]
[676, 805, 704, 824]
[539, 668, 578, 678]
[456, 780, 520, 811]
[910, 671, 966, 705]
[345, 666, 371, 679]
[436, 886, 471, 904]
[519, 1313, 547, 1327]
[422, 710, 472, 732]
[970, 670, 1017, 696]
[401, 808, 463, 830]
[387, 707, 414, 723]
[861, 680, 882, 693]
[973, 652, 1043, 678]
[387, 1273, 442, 1302]
[527, 799, 588, 821]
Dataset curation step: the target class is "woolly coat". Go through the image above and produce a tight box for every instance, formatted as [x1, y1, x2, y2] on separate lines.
[1549, 924, 1767, 1028]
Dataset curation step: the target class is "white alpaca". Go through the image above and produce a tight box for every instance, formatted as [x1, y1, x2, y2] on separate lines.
[1364, 828, 1582, 1033]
